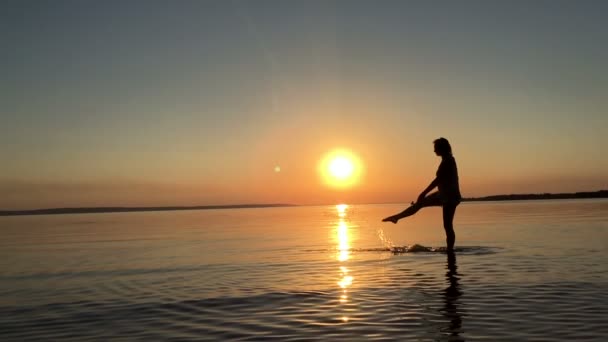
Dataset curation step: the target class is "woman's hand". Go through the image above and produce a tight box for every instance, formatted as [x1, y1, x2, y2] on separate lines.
[417, 193, 426, 203]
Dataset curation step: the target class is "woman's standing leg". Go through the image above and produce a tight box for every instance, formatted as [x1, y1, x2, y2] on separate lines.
[442, 203, 458, 251]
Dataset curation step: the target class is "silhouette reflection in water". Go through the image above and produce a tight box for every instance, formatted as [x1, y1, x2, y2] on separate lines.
[442, 251, 463, 340]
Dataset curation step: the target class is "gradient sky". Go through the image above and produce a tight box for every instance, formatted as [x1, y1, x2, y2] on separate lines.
[2, 1, 607, 209]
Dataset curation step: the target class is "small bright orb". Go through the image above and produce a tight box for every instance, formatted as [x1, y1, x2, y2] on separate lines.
[274, 166, 281, 173]
[319, 149, 363, 189]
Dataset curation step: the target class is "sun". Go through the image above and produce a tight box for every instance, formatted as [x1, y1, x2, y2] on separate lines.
[329, 156, 354, 180]
[319, 149, 363, 189]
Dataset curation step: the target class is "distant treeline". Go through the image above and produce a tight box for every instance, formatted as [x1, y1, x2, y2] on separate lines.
[463, 190, 608, 202]
[0, 204, 296, 216]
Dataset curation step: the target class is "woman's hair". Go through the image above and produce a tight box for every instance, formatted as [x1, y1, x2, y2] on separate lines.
[434, 137, 452, 155]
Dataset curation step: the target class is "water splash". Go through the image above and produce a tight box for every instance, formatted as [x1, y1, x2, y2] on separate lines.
[377, 228, 394, 249]
[305, 246, 499, 255]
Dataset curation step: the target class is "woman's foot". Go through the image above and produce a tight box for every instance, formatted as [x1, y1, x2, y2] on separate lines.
[382, 202, 418, 224]
[382, 215, 399, 224]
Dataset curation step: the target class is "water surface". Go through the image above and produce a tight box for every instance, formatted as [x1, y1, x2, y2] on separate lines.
[1, 200, 607, 341]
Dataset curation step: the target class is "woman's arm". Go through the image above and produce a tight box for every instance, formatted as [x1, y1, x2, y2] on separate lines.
[418, 177, 438, 202]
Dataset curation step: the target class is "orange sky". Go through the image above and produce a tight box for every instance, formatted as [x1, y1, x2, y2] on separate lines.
[2, 2, 607, 209]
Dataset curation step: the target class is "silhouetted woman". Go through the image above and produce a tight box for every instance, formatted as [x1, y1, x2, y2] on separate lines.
[382, 138, 461, 251]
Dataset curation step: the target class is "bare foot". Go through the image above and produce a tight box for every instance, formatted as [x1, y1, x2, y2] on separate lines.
[382, 215, 399, 224]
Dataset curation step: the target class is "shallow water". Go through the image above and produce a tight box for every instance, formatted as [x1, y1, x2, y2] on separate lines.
[1, 199, 607, 341]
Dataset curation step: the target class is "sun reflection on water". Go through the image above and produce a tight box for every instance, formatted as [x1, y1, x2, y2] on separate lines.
[337, 220, 350, 262]
[335, 204, 353, 323]
[336, 204, 348, 218]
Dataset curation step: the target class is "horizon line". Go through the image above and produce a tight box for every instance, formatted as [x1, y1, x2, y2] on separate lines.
[1, 190, 607, 217]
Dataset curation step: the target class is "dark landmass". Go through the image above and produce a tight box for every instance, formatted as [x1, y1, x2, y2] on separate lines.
[0, 204, 296, 216]
[463, 190, 608, 202]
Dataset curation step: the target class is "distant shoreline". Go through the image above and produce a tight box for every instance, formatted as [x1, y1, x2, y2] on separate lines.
[462, 190, 608, 202]
[0, 204, 297, 217]
[1, 190, 606, 216]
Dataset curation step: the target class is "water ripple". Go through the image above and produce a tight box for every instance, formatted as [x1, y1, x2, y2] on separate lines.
[2, 277, 607, 341]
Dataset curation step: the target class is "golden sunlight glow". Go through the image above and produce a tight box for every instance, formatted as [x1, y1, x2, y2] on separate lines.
[319, 149, 363, 189]
[338, 274, 354, 288]
[329, 157, 353, 179]
[337, 220, 350, 262]
[335, 204, 353, 323]
[336, 204, 348, 218]
[336, 205, 351, 262]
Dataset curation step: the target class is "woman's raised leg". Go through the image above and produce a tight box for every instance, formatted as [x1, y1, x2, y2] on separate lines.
[382, 192, 443, 223]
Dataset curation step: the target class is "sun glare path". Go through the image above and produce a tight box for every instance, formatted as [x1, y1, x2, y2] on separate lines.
[337, 220, 350, 262]
[337, 204, 348, 218]
[335, 204, 353, 323]
[336, 204, 351, 262]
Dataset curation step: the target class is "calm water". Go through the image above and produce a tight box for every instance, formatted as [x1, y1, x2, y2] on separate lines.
[1, 199, 607, 341]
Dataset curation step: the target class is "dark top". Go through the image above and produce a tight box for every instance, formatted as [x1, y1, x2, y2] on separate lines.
[436, 154, 461, 203]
